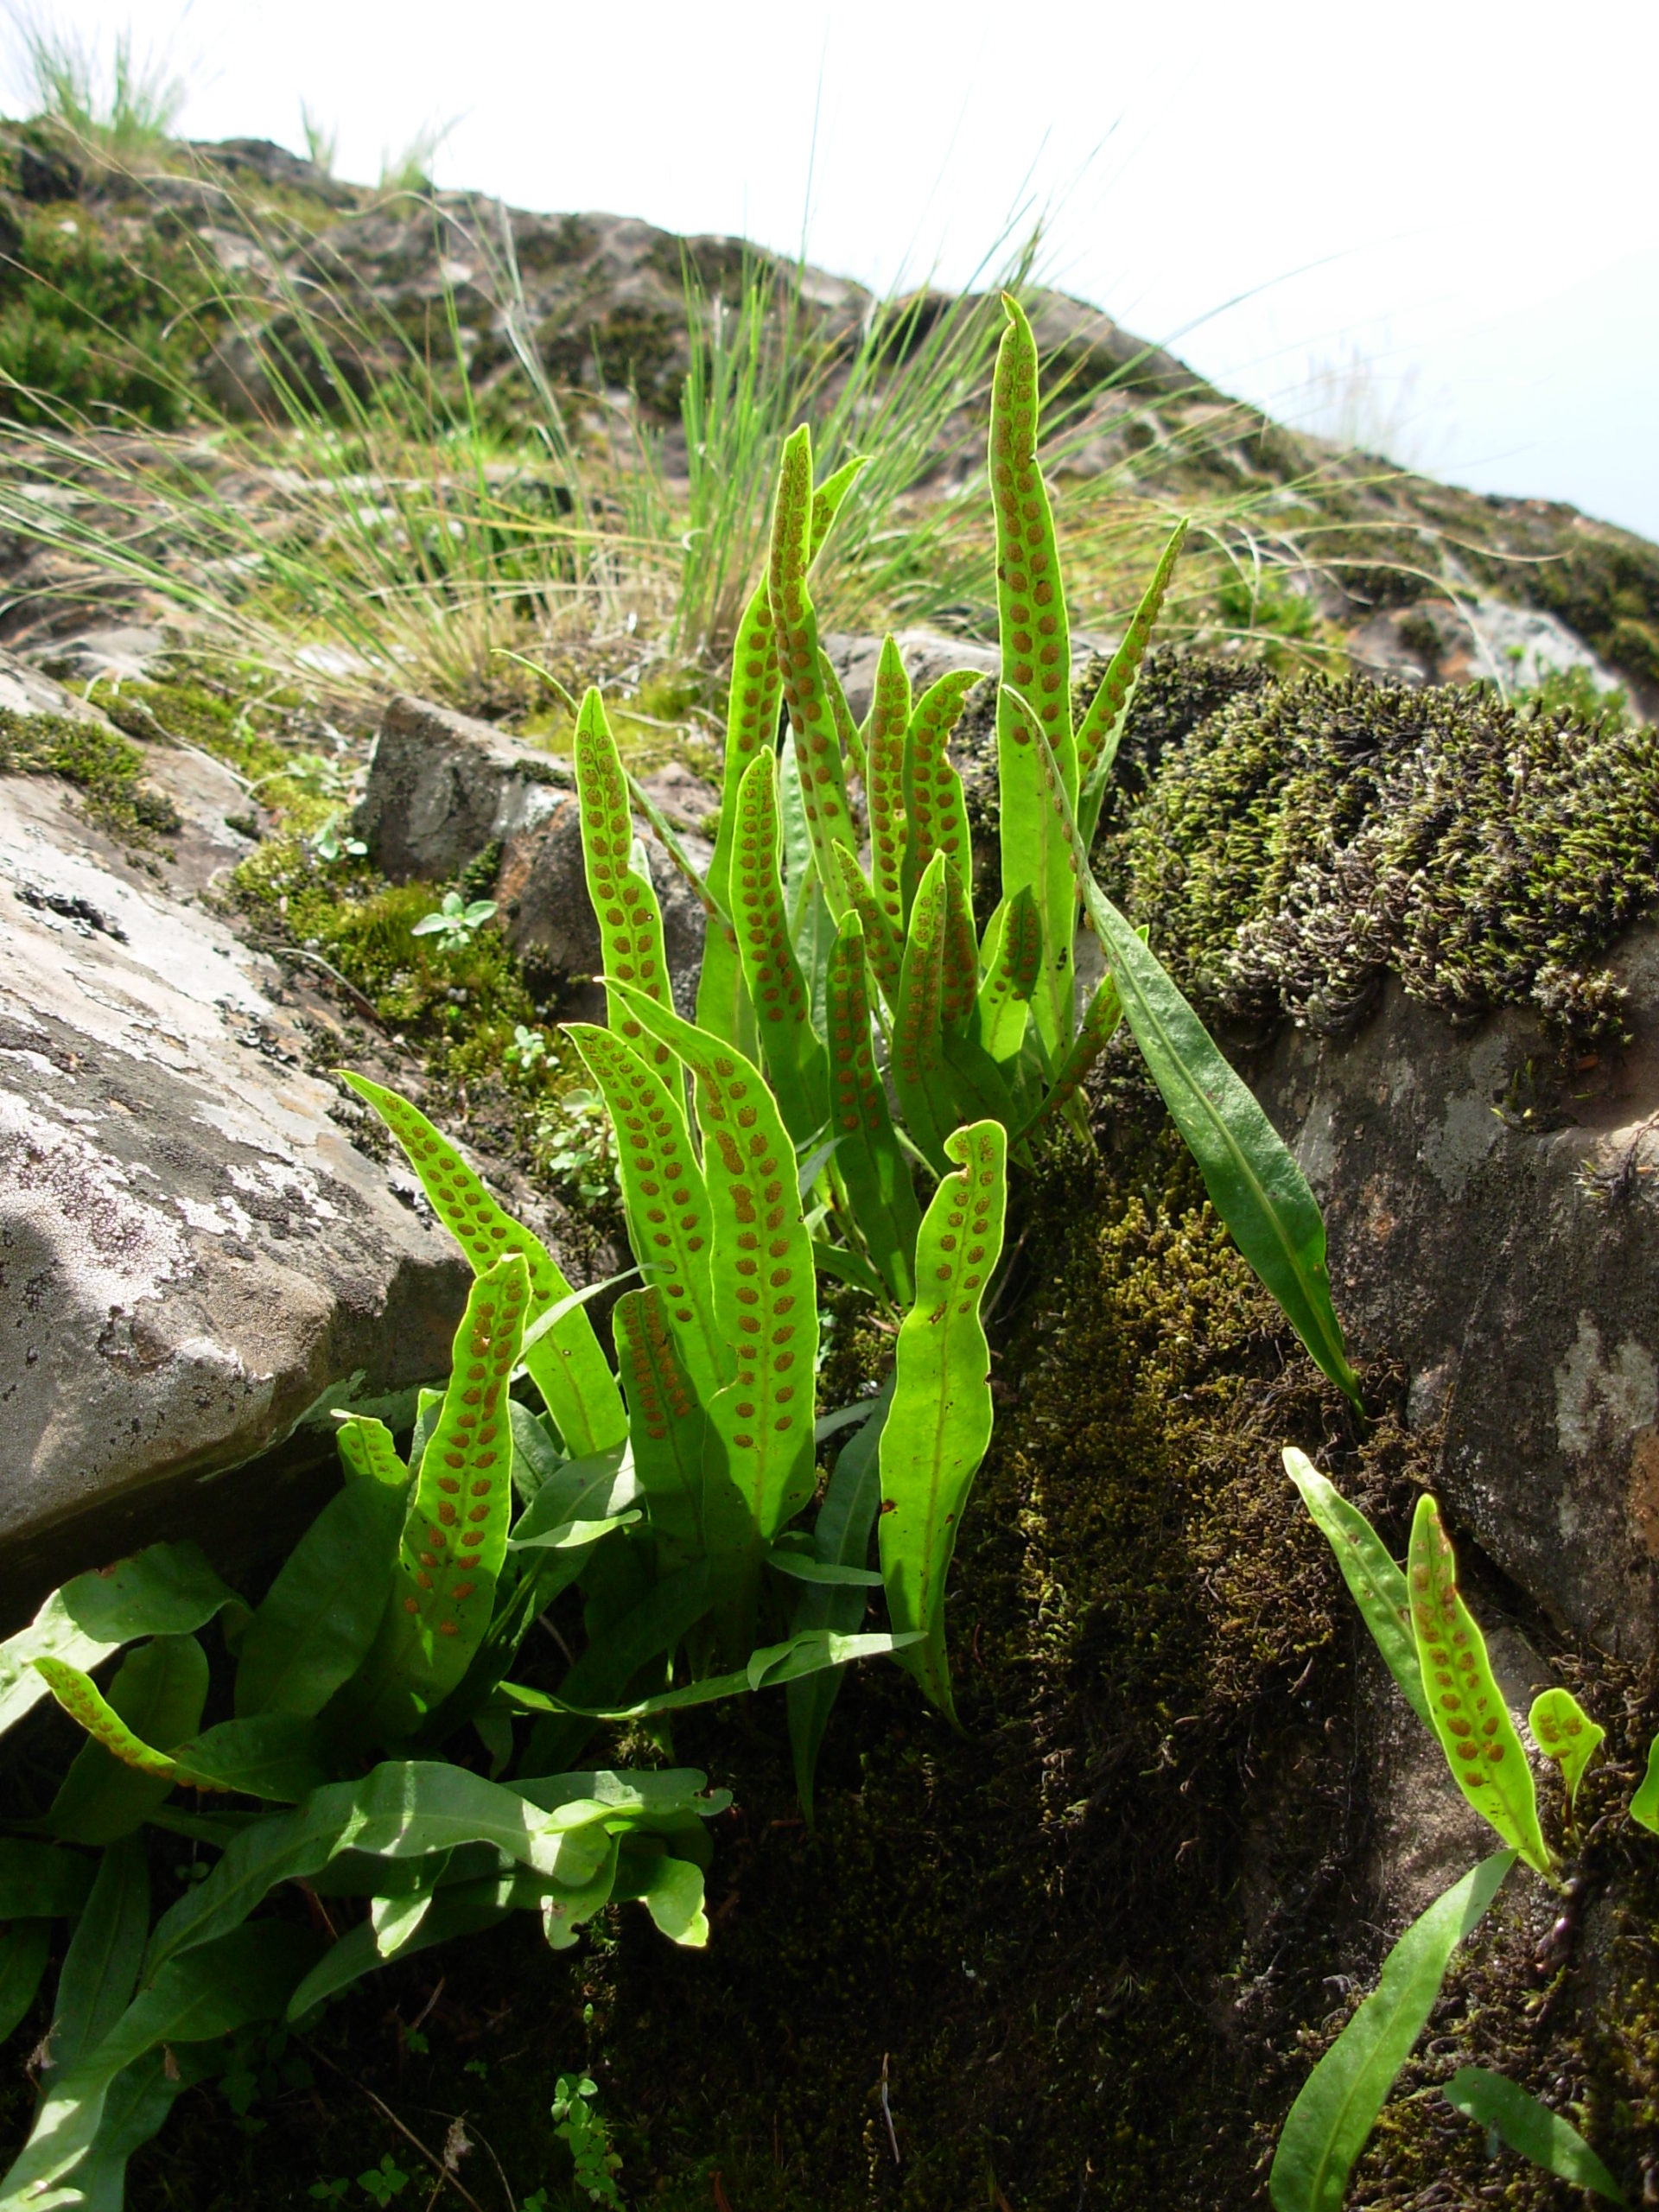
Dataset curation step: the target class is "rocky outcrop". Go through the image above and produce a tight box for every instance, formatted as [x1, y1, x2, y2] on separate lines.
[1255, 926, 1659, 1662]
[0, 670, 486, 1621]
[356, 693, 713, 1011]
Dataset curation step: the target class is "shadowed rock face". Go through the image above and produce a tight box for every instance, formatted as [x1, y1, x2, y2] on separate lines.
[1252, 926, 1659, 1660]
[0, 671, 476, 1621]
[357, 692, 712, 1015]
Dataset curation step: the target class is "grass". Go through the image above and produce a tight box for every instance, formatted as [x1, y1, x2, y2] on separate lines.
[5, 12, 185, 156]
[0, 117, 1422, 743]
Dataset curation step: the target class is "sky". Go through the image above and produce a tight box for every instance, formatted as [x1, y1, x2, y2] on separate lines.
[10, 0, 1657, 541]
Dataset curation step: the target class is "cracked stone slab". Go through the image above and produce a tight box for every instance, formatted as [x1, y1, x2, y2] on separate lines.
[0, 743, 477, 1621]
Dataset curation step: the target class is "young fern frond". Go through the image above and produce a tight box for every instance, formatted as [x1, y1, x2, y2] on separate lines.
[1408, 1495, 1554, 1876]
[349, 1255, 531, 1742]
[564, 1024, 728, 1405]
[340, 1072, 627, 1454]
[573, 686, 676, 1075]
[868, 634, 912, 935]
[878, 1119, 1007, 1719]
[991, 293, 1077, 1054]
[731, 750, 830, 1143]
[698, 579, 779, 1050]
[767, 425, 858, 918]
[900, 668, 979, 918]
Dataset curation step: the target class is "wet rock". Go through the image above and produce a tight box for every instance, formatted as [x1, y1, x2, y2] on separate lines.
[357, 692, 709, 1011]
[1253, 925, 1659, 1659]
[0, 679, 493, 1620]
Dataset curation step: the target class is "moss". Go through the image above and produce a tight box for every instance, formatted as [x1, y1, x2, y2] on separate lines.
[1108, 671, 1659, 1048]
[0, 196, 219, 426]
[0, 704, 180, 840]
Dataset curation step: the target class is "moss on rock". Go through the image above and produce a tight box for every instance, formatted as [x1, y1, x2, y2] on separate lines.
[1108, 669, 1659, 1047]
[0, 703, 180, 839]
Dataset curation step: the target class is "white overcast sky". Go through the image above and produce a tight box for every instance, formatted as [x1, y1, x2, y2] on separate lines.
[11, 0, 1657, 540]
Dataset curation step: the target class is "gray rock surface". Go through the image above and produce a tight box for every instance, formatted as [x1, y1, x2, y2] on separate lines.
[1254, 926, 1659, 1660]
[0, 673, 486, 1621]
[357, 693, 711, 1012]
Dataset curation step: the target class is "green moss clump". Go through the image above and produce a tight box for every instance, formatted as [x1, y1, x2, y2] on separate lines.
[0, 197, 218, 427]
[0, 704, 180, 838]
[1109, 671, 1659, 1047]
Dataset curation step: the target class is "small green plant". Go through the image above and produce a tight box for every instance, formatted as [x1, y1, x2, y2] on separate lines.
[1440, 2066, 1625, 2203]
[356, 2153, 410, 2205]
[309, 814, 367, 864]
[550, 2075, 623, 2206]
[505, 1022, 549, 1072]
[1270, 1452, 1630, 2209]
[308, 2181, 350, 2204]
[534, 1085, 620, 1209]
[410, 890, 499, 953]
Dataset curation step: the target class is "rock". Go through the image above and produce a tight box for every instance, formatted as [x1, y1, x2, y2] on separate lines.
[1253, 924, 1659, 1659]
[35, 626, 169, 684]
[356, 693, 709, 1012]
[1350, 592, 1628, 695]
[0, 672, 493, 1623]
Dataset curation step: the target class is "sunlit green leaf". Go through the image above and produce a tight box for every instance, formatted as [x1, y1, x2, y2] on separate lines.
[1269, 1851, 1516, 2212]
[879, 1119, 1007, 1717]
[1441, 2066, 1625, 2203]
[1408, 1496, 1553, 1876]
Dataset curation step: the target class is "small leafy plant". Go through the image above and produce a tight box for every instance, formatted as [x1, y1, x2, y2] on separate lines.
[410, 891, 499, 953]
[1271, 1451, 1627, 2209]
[0, 288, 1370, 2209]
[505, 1021, 550, 1072]
[550, 2075, 624, 2207]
